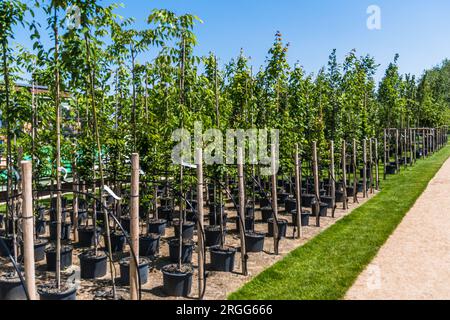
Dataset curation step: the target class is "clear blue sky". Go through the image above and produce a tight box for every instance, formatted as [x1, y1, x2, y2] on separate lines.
[15, 0, 450, 82]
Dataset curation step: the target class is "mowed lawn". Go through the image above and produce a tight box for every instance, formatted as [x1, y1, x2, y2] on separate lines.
[229, 143, 450, 300]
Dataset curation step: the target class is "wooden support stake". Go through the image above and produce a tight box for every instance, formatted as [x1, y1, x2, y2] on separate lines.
[196, 148, 206, 297]
[294, 144, 303, 237]
[237, 148, 248, 274]
[312, 142, 321, 227]
[342, 141, 348, 210]
[352, 139, 358, 203]
[383, 129, 387, 180]
[363, 139, 367, 198]
[72, 164, 79, 242]
[395, 129, 399, 172]
[270, 144, 279, 255]
[369, 138, 374, 194]
[130, 153, 139, 300]
[330, 141, 336, 218]
[375, 138, 380, 191]
[21, 161, 36, 300]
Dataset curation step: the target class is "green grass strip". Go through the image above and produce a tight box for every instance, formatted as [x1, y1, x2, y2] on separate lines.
[229, 143, 450, 300]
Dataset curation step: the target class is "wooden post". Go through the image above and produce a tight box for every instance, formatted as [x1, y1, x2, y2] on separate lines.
[294, 144, 303, 237]
[395, 129, 399, 172]
[130, 153, 139, 300]
[383, 129, 387, 180]
[404, 129, 407, 168]
[342, 141, 348, 210]
[312, 142, 321, 227]
[270, 144, 279, 255]
[330, 141, 336, 218]
[363, 139, 367, 198]
[375, 138, 380, 190]
[21, 161, 36, 300]
[409, 129, 413, 167]
[369, 138, 374, 194]
[423, 129, 426, 157]
[237, 148, 248, 274]
[196, 148, 206, 296]
[352, 139, 358, 203]
[72, 163, 79, 242]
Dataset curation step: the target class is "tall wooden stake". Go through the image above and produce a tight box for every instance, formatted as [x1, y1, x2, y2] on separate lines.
[363, 139, 367, 198]
[312, 142, 321, 227]
[352, 139, 358, 203]
[294, 144, 303, 237]
[395, 129, 399, 171]
[237, 148, 248, 275]
[130, 153, 139, 300]
[383, 129, 387, 180]
[270, 144, 279, 255]
[330, 141, 336, 218]
[342, 141, 348, 210]
[196, 149, 206, 297]
[375, 138, 380, 190]
[22, 161, 36, 300]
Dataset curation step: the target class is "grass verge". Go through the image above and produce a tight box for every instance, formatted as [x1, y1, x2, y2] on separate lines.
[229, 143, 450, 300]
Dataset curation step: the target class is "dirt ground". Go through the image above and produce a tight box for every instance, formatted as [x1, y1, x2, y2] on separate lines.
[1, 191, 376, 301]
[346, 157, 450, 300]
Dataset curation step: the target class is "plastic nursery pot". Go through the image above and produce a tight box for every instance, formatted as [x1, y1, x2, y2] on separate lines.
[301, 194, 315, 208]
[292, 210, 310, 227]
[139, 234, 161, 257]
[335, 190, 344, 203]
[277, 192, 290, 205]
[107, 231, 126, 253]
[258, 198, 270, 208]
[346, 187, 356, 197]
[45, 245, 73, 271]
[32, 239, 48, 262]
[173, 220, 195, 241]
[0, 273, 27, 300]
[284, 198, 297, 213]
[162, 263, 193, 297]
[235, 216, 255, 233]
[120, 216, 131, 233]
[35, 219, 47, 236]
[204, 225, 222, 247]
[79, 250, 108, 280]
[209, 203, 225, 216]
[312, 202, 329, 218]
[49, 222, 72, 241]
[267, 218, 288, 238]
[245, 205, 255, 218]
[158, 206, 174, 226]
[244, 232, 265, 253]
[260, 207, 273, 223]
[168, 239, 194, 264]
[321, 196, 334, 209]
[186, 209, 198, 223]
[0, 236, 14, 257]
[148, 219, 167, 236]
[38, 283, 77, 301]
[386, 164, 397, 175]
[210, 246, 237, 273]
[119, 257, 150, 285]
[77, 226, 100, 248]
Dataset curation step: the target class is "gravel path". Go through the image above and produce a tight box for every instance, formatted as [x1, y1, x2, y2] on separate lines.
[346, 157, 450, 300]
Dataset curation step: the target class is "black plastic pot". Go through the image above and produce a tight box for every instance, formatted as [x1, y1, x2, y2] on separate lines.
[205, 225, 222, 247]
[346, 187, 356, 197]
[185, 209, 198, 223]
[148, 219, 167, 236]
[77, 226, 100, 248]
[162, 264, 193, 297]
[335, 190, 344, 203]
[267, 218, 288, 238]
[168, 239, 194, 263]
[260, 207, 273, 223]
[292, 210, 310, 227]
[0, 274, 27, 300]
[139, 234, 160, 257]
[285, 198, 297, 213]
[209, 203, 225, 216]
[173, 220, 195, 241]
[245, 206, 255, 218]
[312, 201, 329, 217]
[45, 245, 73, 271]
[158, 207, 174, 225]
[79, 251, 108, 279]
[321, 196, 334, 208]
[0, 236, 14, 257]
[108, 232, 126, 253]
[119, 257, 150, 285]
[278, 192, 290, 205]
[38, 284, 77, 300]
[258, 198, 270, 208]
[386, 164, 397, 175]
[120, 216, 131, 233]
[49, 222, 71, 241]
[245, 232, 265, 253]
[33, 239, 48, 262]
[35, 219, 47, 236]
[235, 216, 255, 233]
[301, 194, 315, 207]
[210, 247, 236, 272]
